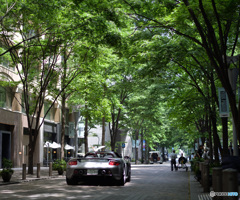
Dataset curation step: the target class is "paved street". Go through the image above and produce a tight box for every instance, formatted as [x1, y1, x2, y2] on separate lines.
[0, 163, 209, 200]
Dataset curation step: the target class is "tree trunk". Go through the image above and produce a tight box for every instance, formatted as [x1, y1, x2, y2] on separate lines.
[102, 117, 105, 146]
[28, 138, 34, 174]
[207, 114, 213, 162]
[28, 127, 38, 174]
[222, 117, 228, 156]
[211, 108, 222, 162]
[141, 129, 144, 164]
[110, 131, 115, 151]
[84, 114, 88, 154]
[145, 140, 148, 164]
[135, 130, 139, 164]
[110, 118, 118, 151]
[102, 84, 106, 148]
[61, 94, 66, 160]
[60, 51, 67, 160]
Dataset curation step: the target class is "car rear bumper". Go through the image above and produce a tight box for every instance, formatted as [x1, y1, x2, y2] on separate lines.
[66, 168, 122, 181]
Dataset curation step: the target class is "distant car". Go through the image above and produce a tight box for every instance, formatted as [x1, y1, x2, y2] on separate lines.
[66, 151, 131, 186]
[149, 151, 163, 164]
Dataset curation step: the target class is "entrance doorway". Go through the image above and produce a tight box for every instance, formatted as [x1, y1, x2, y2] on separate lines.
[0, 131, 11, 168]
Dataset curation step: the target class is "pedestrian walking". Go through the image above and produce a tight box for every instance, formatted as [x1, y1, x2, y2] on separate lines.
[169, 150, 177, 171]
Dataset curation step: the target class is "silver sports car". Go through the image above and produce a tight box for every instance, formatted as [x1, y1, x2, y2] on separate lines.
[66, 151, 131, 186]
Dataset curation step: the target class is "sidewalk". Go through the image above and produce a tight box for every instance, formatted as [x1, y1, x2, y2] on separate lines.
[189, 170, 211, 200]
[0, 167, 65, 185]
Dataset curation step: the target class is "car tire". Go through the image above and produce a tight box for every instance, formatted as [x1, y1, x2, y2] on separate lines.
[66, 177, 78, 185]
[126, 170, 131, 182]
[116, 169, 125, 186]
[116, 175, 125, 186]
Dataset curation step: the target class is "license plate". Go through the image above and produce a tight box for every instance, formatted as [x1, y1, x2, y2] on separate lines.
[87, 169, 98, 175]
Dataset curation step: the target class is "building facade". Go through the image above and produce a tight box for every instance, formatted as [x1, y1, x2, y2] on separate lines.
[0, 62, 134, 168]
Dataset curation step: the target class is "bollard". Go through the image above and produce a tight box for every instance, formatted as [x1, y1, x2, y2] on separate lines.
[37, 163, 40, 178]
[199, 162, 203, 171]
[49, 162, 52, 177]
[212, 167, 222, 200]
[22, 163, 26, 180]
[222, 168, 238, 200]
[202, 163, 210, 193]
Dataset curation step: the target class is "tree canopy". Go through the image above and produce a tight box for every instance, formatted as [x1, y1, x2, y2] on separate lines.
[1, 0, 240, 166]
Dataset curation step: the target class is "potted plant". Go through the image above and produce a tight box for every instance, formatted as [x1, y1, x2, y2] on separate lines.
[0, 158, 14, 182]
[53, 159, 66, 175]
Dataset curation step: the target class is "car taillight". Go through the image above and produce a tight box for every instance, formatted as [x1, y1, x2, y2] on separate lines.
[109, 160, 120, 166]
[69, 160, 77, 165]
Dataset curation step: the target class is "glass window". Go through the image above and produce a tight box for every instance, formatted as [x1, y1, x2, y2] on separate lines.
[44, 101, 54, 121]
[6, 88, 12, 109]
[0, 87, 6, 108]
[0, 86, 12, 109]
[44, 102, 51, 120]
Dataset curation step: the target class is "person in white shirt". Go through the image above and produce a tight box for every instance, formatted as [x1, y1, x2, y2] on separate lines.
[169, 150, 177, 171]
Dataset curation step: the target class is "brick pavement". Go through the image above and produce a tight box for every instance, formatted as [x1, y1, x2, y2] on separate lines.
[0, 164, 239, 200]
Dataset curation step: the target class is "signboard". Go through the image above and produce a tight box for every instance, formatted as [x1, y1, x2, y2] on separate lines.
[122, 143, 125, 148]
[132, 140, 140, 148]
[218, 88, 229, 117]
[78, 122, 84, 138]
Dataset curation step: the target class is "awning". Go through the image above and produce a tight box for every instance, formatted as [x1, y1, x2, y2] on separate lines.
[51, 142, 61, 149]
[44, 141, 52, 148]
[44, 141, 61, 149]
[65, 144, 75, 150]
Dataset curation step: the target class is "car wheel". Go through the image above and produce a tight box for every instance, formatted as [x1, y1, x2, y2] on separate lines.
[66, 177, 78, 185]
[116, 174, 125, 186]
[126, 170, 131, 182]
[116, 169, 125, 186]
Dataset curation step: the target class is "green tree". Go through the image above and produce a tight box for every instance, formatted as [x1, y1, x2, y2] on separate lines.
[0, 0, 107, 173]
[122, 0, 240, 150]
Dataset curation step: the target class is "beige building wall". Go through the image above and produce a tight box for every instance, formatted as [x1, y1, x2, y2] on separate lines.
[0, 108, 23, 167]
[0, 57, 63, 168]
[12, 91, 22, 112]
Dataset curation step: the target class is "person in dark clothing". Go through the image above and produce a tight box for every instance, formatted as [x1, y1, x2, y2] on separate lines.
[178, 153, 188, 171]
[178, 153, 187, 164]
[169, 150, 177, 171]
[197, 145, 203, 158]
